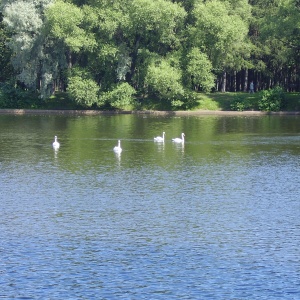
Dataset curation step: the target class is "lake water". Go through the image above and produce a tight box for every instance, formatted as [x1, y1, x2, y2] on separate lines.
[0, 113, 299, 299]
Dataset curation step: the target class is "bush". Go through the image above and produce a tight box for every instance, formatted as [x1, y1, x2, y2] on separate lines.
[230, 98, 246, 111]
[67, 75, 99, 107]
[173, 91, 198, 110]
[145, 60, 185, 101]
[0, 82, 40, 108]
[258, 86, 285, 111]
[100, 82, 136, 109]
[230, 94, 259, 111]
[230, 96, 250, 111]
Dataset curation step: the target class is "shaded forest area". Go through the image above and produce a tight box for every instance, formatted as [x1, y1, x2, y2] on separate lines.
[1, 0, 300, 110]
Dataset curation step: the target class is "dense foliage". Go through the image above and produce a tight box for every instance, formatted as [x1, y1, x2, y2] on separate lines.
[0, 0, 300, 109]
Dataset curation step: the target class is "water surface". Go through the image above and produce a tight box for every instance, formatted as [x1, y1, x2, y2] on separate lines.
[0, 114, 299, 299]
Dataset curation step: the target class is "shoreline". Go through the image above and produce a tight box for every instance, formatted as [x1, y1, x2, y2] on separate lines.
[0, 109, 299, 116]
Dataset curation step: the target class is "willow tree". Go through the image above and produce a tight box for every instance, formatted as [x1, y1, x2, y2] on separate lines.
[1, 0, 68, 97]
[0, 13, 13, 82]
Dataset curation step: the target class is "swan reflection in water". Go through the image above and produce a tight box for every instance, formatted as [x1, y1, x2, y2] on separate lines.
[53, 148, 59, 159]
[172, 133, 185, 154]
[114, 151, 121, 164]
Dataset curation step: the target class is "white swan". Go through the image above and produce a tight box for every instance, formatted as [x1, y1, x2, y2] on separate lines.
[154, 132, 165, 142]
[172, 133, 185, 143]
[52, 136, 60, 149]
[113, 140, 122, 153]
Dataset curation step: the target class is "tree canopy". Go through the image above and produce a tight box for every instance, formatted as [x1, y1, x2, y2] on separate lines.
[1, 0, 300, 108]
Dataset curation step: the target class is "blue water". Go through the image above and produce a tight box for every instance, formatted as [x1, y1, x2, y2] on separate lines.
[0, 114, 299, 299]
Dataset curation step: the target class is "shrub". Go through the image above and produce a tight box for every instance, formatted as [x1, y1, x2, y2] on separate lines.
[145, 60, 185, 101]
[171, 99, 184, 109]
[100, 82, 136, 109]
[230, 98, 246, 111]
[67, 75, 99, 107]
[0, 82, 40, 108]
[230, 96, 251, 111]
[258, 86, 285, 111]
[165, 90, 198, 110]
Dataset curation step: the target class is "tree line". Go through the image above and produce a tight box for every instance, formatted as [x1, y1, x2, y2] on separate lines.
[0, 0, 299, 109]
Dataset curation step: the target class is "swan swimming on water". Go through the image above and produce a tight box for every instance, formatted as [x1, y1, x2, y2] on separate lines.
[113, 140, 122, 153]
[154, 132, 165, 142]
[52, 136, 60, 149]
[172, 133, 185, 143]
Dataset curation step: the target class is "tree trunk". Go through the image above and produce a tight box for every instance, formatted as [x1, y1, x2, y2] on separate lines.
[215, 78, 219, 92]
[221, 71, 226, 92]
[127, 35, 141, 84]
[233, 71, 237, 92]
[244, 69, 248, 92]
[67, 50, 72, 69]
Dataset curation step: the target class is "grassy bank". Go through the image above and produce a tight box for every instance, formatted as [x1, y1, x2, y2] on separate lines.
[134, 91, 300, 112]
[194, 92, 300, 111]
[1, 90, 300, 111]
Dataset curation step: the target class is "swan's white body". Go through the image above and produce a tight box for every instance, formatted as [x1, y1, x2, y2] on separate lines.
[172, 133, 185, 143]
[52, 136, 60, 149]
[154, 132, 165, 142]
[113, 140, 122, 153]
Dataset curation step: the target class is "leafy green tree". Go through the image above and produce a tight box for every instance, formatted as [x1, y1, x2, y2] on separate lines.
[0, 13, 13, 82]
[56, 0, 187, 105]
[188, 0, 251, 91]
[145, 58, 185, 102]
[2, 0, 69, 98]
[120, 0, 186, 84]
[67, 76, 99, 107]
[191, 0, 250, 68]
[100, 82, 136, 109]
[255, 0, 300, 88]
[46, 0, 96, 52]
[184, 47, 215, 92]
[2, 0, 300, 108]
[247, 0, 300, 90]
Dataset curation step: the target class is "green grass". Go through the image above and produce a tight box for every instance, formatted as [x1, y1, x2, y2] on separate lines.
[41, 92, 83, 110]
[20, 91, 300, 111]
[283, 92, 300, 111]
[193, 92, 260, 111]
[192, 91, 300, 111]
[133, 92, 264, 111]
[136, 92, 261, 111]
